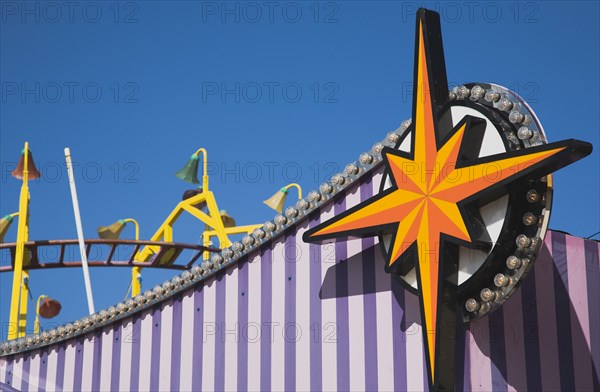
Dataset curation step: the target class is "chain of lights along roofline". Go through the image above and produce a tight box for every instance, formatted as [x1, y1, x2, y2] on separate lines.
[0, 84, 554, 355]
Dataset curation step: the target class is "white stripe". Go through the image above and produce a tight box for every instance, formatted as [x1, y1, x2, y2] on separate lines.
[320, 203, 337, 391]
[405, 293, 425, 392]
[224, 266, 239, 391]
[28, 351, 41, 390]
[0, 358, 6, 383]
[346, 186, 366, 391]
[179, 290, 195, 391]
[371, 168, 384, 192]
[271, 237, 286, 391]
[467, 319, 492, 391]
[247, 252, 262, 392]
[202, 277, 217, 392]
[348, 239, 367, 391]
[99, 327, 113, 391]
[375, 254, 394, 391]
[295, 221, 311, 392]
[62, 343, 75, 391]
[119, 319, 133, 392]
[567, 236, 594, 391]
[158, 300, 174, 391]
[137, 310, 154, 391]
[81, 336, 94, 391]
[10, 356, 22, 391]
[44, 348, 58, 392]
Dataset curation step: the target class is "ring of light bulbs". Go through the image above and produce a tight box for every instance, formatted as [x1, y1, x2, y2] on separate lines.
[0, 83, 552, 355]
[451, 83, 552, 321]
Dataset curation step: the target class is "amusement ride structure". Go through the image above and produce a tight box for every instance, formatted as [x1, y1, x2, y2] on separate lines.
[0, 145, 303, 340]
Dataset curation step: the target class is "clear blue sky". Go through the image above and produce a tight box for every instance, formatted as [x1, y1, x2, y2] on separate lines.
[1, 1, 599, 333]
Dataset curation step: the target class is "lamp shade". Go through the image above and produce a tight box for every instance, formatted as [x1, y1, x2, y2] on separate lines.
[0, 215, 15, 243]
[263, 187, 288, 213]
[182, 188, 207, 210]
[175, 154, 200, 184]
[11, 149, 41, 180]
[38, 297, 61, 319]
[98, 220, 126, 239]
[220, 210, 236, 228]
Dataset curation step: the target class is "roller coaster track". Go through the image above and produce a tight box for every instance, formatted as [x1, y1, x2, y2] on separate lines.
[0, 239, 220, 273]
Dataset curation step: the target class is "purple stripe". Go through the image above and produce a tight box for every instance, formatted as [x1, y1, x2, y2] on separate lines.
[552, 232, 576, 391]
[454, 316, 466, 390]
[489, 306, 507, 391]
[308, 211, 322, 391]
[191, 283, 205, 391]
[284, 232, 297, 391]
[170, 294, 183, 391]
[390, 259, 407, 391]
[521, 266, 542, 390]
[214, 273, 226, 391]
[149, 306, 162, 390]
[38, 350, 48, 392]
[4, 357, 13, 387]
[584, 240, 600, 390]
[55, 345, 65, 391]
[110, 325, 121, 391]
[0, 381, 18, 392]
[129, 315, 141, 392]
[91, 333, 102, 391]
[334, 196, 350, 391]
[260, 246, 272, 391]
[361, 176, 378, 391]
[20, 354, 29, 391]
[73, 340, 84, 391]
[237, 260, 249, 392]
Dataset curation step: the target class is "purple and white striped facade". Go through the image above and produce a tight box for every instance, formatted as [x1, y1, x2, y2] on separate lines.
[1, 166, 599, 391]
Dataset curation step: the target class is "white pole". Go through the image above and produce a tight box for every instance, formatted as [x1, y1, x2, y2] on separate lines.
[64, 147, 95, 315]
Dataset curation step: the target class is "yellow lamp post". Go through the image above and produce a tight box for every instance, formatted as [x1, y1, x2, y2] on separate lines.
[132, 148, 233, 267]
[98, 218, 141, 297]
[1, 212, 33, 338]
[7, 142, 41, 340]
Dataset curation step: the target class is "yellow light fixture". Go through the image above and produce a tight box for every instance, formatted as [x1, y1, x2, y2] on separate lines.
[175, 154, 200, 184]
[98, 218, 140, 240]
[263, 183, 303, 213]
[11, 148, 41, 180]
[34, 295, 61, 334]
[220, 210, 236, 228]
[0, 212, 19, 243]
[97, 218, 141, 298]
[176, 148, 209, 191]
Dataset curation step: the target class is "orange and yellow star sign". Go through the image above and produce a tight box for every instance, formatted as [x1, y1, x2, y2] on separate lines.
[303, 8, 591, 391]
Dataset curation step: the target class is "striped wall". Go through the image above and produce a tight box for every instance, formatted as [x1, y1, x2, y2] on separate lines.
[1, 167, 599, 391]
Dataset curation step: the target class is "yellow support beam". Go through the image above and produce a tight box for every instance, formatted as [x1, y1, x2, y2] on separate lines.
[18, 271, 29, 338]
[8, 142, 31, 340]
[129, 148, 261, 297]
[130, 190, 235, 297]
